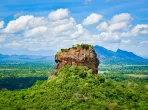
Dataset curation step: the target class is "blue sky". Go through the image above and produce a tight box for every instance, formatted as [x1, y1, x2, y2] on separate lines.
[0, 0, 148, 56]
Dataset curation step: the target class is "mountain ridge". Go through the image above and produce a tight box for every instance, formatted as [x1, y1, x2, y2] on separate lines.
[94, 45, 148, 64]
[0, 45, 148, 64]
[0, 47, 56, 56]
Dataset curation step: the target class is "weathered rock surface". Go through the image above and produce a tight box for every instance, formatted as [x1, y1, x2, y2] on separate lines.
[54, 45, 100, 74]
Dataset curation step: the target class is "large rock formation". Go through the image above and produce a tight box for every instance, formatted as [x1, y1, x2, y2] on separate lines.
[54, 44, 100, 74]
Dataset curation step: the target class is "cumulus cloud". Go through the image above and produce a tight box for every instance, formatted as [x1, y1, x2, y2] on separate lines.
[109, 22, 130, 31]
[71, 24, 85, 39]
[109, 13, 132, 31]
[0, 21, 4, 28]
[96, 21, 130, 32]
[53, 17, 75, 33]
[93, 32, 119, 41]
[1, 11, 89, 50]
[96, 13, 133, 41]
[24, 26, 48, 37]
[110, 13, 132, 24]
[95, 12, 145, 45]
[48, 8, 69, 21]
[120, 24, 148, 37]
[83, 13, 102, 25]
[27, 17, 47, 28]
[3, 15, 34, 33]
[131, 24, 148, 36]
[0, 9, 147, 51]
[96, 22, 108, 31]
[2, 15, 48, 34]
[96, 13, 132, 32]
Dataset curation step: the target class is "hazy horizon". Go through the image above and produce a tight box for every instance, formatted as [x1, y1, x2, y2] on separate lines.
[0, 45, 148, 59]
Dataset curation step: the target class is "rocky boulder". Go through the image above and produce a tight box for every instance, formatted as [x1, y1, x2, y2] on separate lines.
[54, 44, 100, 74]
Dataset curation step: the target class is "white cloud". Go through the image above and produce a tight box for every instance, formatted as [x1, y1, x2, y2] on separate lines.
[24, 26, 48, 37]
[120, 32, 131, 37]
[53, 17, 75, 33]
[107, 13, 132, 32]
[0, 37, 5, 42]
[71, 24, 85, 39]
[94, 32, 119, 41]
[131, 24, 148, 36]
[121, 40, 131, 44]
[0, 21, 4, 28]
[96, 13, 132, 40]
[110, 13, 132, 24]
[109, 21, 130, 31]
[27, 17, 47, 28]
[140, 41, 148, 44]
[2, 15, 48, 34]
[96, 22, 108, 31]
[4, 40, 22, 47]
[95, 13, 135, 42]
[3, 15, 34, 33]
[48, 8, 69, 21]
[83, 13, 102, 25]
[120, 23, 148, 37]
[0, 9, 147, 52]
[120, 24, 148, 37]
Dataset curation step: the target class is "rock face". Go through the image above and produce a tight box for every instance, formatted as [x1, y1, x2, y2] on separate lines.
[54, 44, 100, 74]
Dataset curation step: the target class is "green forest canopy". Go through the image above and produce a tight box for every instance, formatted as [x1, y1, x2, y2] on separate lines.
[0, 65, 148, 110]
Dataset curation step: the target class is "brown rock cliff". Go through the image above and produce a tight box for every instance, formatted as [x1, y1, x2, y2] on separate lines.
[53, 44, 100, 74]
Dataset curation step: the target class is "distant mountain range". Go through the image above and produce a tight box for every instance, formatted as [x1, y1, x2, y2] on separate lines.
[0, 54, 55, 63]
[94, 45, 148, 64]
[0, 45, 148, 64]
[0, 47, 56, 56]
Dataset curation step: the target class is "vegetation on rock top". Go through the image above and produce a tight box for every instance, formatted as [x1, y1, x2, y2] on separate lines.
[60, 44, 93, 52]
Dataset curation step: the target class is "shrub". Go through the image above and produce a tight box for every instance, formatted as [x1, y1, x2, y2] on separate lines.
[61, 49, 68, 52]
[79, 72, 87, 79]
[81, 44, 90, 50]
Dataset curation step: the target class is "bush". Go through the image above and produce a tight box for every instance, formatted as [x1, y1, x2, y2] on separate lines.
[81, 44, 90, 50]
[79, 72, 87, 79]
[61, 49, 68, 52]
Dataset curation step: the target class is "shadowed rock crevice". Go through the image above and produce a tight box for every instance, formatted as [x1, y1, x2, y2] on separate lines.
[54, 44, 100, 74]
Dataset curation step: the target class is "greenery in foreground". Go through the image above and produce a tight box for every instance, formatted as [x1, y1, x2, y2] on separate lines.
[0, 61, 54, 90]
[0, 65, 148, 110]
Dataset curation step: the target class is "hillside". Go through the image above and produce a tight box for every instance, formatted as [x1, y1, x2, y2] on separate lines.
[0, 65, 148, 110]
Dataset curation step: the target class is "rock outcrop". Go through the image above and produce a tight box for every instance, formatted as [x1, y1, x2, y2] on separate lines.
[54, 44, 100, 74]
